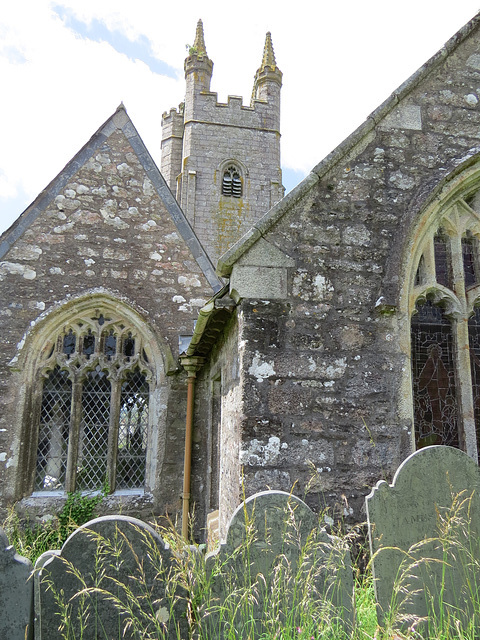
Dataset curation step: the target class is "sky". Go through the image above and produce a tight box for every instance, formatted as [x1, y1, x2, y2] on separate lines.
[1, 1, 480, 235]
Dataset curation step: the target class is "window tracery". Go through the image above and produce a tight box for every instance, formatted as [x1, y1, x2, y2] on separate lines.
[410, 193, 480, 459]
[34, 310, 152, 494]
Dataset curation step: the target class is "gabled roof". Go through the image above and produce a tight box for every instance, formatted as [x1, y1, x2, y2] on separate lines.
[0, 105, 223, 294]
[217, 10, 480, 278]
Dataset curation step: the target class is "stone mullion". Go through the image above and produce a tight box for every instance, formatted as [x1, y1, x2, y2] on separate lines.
[25, 376, 46, 495]
[423, 238, 436, 285]
[106, 377, 121, 493]
[65, 378, 83, 492]
[450, 234, 478, 459]
[454, 317, 478, 459]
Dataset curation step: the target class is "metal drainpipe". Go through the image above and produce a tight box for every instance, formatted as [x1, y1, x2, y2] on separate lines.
[180, 357, 204, 540]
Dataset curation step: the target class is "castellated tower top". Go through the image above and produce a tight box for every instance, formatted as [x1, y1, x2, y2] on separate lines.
[161, 20, 284, 265]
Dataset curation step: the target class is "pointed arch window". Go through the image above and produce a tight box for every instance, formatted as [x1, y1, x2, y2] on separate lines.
[410, 199, 480, 459]
[34, 311, 152, 494]
[222, 165, 243, 198]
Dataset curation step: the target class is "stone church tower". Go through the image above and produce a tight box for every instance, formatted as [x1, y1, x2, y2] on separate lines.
[161, 21, 284, 264]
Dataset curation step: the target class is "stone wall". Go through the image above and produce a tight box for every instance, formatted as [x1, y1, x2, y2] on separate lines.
[0, 108, 216, 522]
[213, 17, 480, 523]
[192, 312, 241, 539]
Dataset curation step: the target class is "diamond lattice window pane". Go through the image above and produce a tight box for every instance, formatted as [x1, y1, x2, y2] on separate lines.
[77, 367, 111, 491]
[35, 367, 71, 490]
[117, 369, 149, 489]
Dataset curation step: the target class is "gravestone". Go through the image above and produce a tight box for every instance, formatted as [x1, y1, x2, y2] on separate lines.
[35, 515, 188, 639]
[34, 549, 60, 636]
[0, 526, 33, 640]
[366, 445, 480, 633]
[204, 491, 354, 638]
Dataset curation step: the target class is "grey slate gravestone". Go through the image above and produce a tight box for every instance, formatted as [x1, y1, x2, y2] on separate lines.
[0, 526, 33, 640]
[35, 515, 187, 639]
[366, 445, 480, 632]
[205, 490, 354, 638]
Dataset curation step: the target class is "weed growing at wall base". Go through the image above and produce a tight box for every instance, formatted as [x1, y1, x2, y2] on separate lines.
[3, 490, 104, 563]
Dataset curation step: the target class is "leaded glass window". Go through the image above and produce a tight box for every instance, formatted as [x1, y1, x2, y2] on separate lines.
[34, 311, 152, 493]
[433, 229, 452, 288]
[117, 368, 149, 490]
[469, 307, 480, 453]
[35, 367, 71, 490]
[76, 367, 111, 491]
[462, 235, 478, 287]
[411, 301, 459, 449]
[104, 330, 116, 359]
[411, 203, 480, 460]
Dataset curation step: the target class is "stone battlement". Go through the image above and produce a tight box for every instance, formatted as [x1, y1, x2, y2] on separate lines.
[184, 91, 280, 131]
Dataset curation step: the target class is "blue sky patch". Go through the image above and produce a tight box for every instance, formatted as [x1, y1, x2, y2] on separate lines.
[52, 5, 178, 78]
[282, 167, 307, 194]
[2, 45, 27, 65]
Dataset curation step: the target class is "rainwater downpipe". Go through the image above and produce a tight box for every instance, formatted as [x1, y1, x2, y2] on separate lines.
[180, 356, 204, 540]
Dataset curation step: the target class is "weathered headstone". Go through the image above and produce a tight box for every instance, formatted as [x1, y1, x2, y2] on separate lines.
[0, 526, 33, 640]
[366, 445, 480, 633]
[204, 491, 354, 638]
[35, 515, 188, 639]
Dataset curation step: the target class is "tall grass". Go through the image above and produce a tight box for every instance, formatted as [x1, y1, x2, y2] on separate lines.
[35, 507, 373, 640]
[10, 491, 480, 638]
[373, 489, 480, 640]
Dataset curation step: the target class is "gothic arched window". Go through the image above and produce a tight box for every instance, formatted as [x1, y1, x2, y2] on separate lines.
[410, 197, 480, 459]
[222, 165, 243, 198]
[34, 311, 152, 494]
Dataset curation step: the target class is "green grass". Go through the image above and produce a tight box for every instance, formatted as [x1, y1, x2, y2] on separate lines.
[21, 511, 379, 640]
[7, 495, 480, 639]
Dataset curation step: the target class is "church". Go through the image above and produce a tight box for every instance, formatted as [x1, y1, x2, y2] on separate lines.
[2, 14, 480, 540]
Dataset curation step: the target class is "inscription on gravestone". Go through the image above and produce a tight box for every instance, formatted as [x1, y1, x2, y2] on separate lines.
[205, 491, 354, 638]
[366, 446, 480, 632]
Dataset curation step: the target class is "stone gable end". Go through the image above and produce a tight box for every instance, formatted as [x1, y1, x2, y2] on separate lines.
[207, 16, 480, 526]
[0, 109, 216, 519]
[0, 120, 214, 366]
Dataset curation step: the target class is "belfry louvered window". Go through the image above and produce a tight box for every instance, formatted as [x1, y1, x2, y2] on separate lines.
[222, 166, 242, 198]
[410, 198, 480, 459]
[35, 312, 151, 493]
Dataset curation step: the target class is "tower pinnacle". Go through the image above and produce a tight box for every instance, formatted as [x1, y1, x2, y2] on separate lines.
[193, 19, 207, 57]
[253, 32, 282, 102]
[184, 19, 213, 93]
[259, 32, 277, 73]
